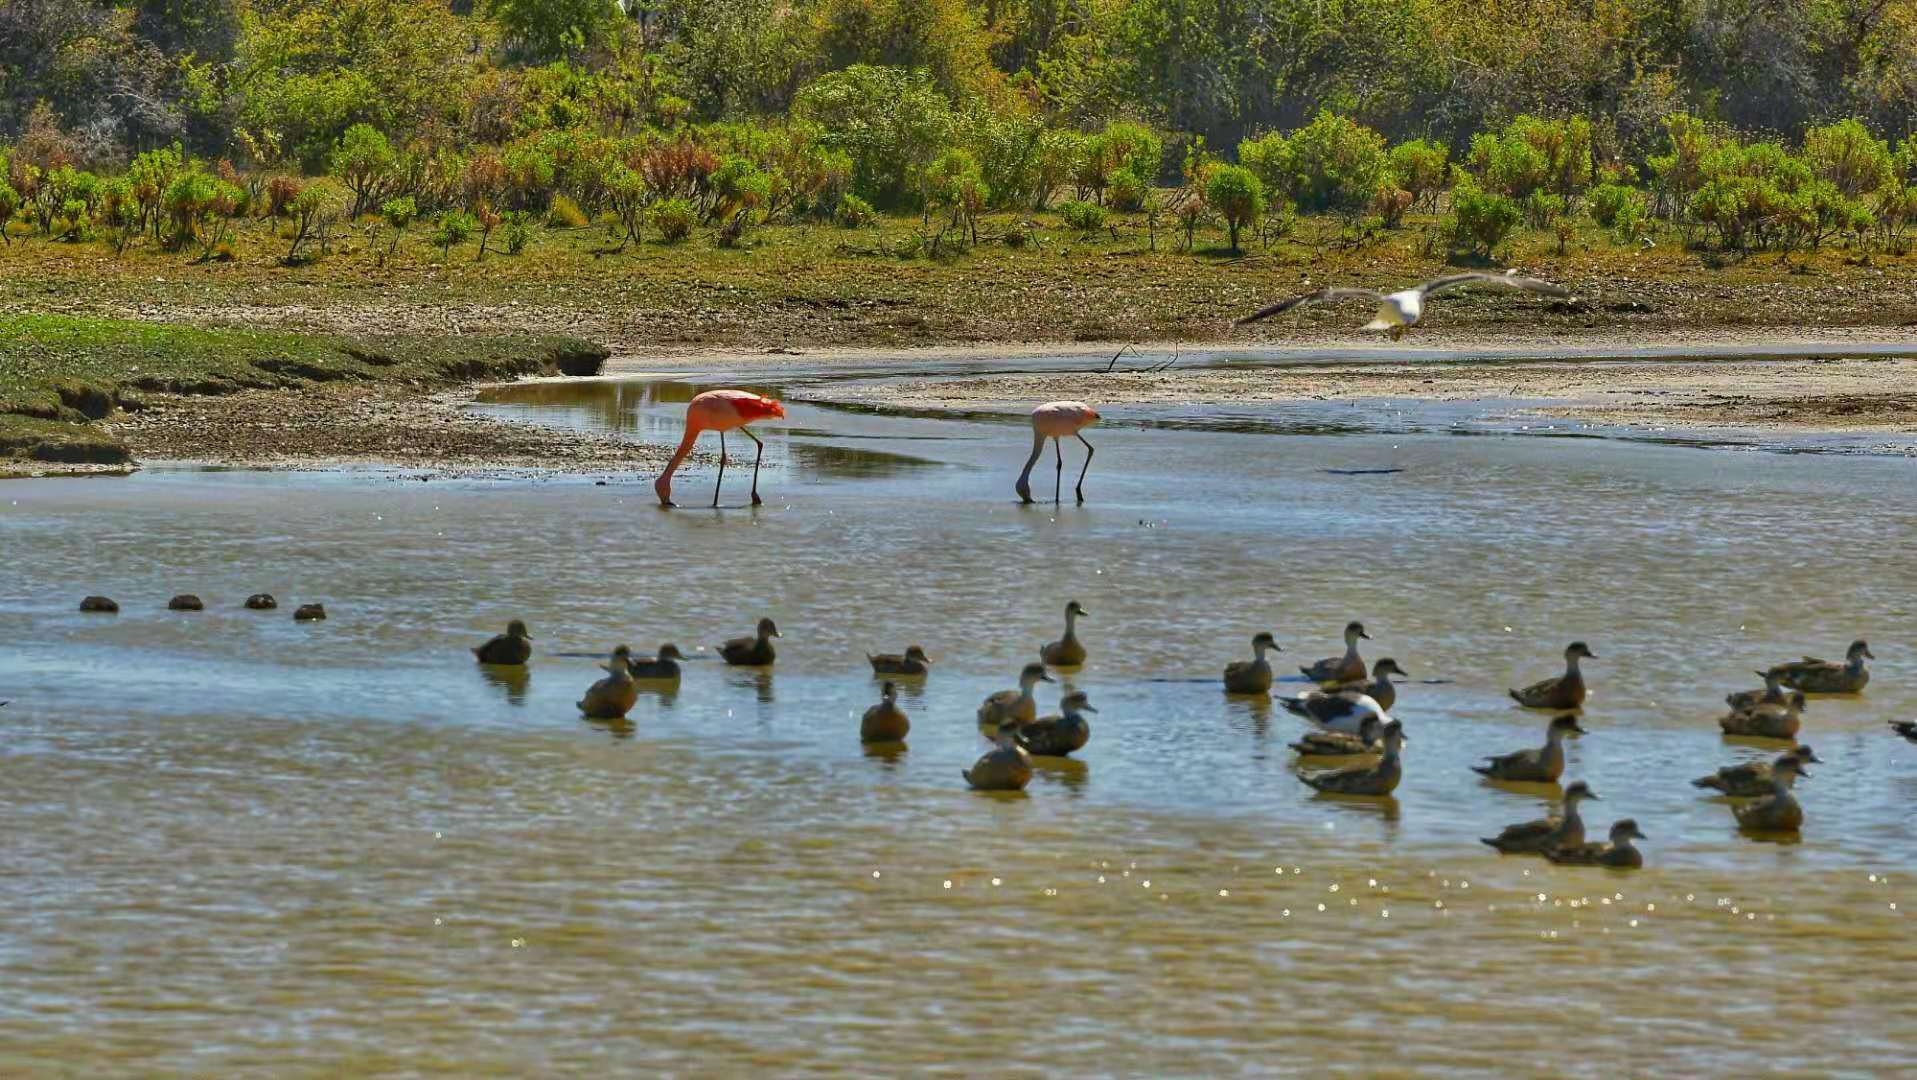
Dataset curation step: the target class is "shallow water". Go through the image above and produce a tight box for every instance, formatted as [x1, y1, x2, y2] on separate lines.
[4, 362, 1916, 1072]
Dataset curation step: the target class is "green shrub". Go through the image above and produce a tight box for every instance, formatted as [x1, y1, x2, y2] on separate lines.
[1523, 191, 1564, 229]
[502, 211, 534, 254]
[1588, 183, 1646, 227]
[1448, 181, 1521, 256]
[331, 123, 397, 218]
[0, 180, 19, 244]
[1107, 171, 1147, 212]
[1388, 139, 1450, 210]
[1803, 119, 1893, 198]
[652, 196, 695, 242]
[794, 65, 953, 207]
[379, 195, 417, 262]
[1204, 164, 1265, 251]
[837, 193, 877, 227]
[434, 210, 477, 256]
[1057, 199, 1106, 233]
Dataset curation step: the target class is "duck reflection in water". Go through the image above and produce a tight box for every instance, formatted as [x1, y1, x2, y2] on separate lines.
[584, 715, 637, 740]
[1030, 755, 1090, 795]
[477, 664, 531, 707]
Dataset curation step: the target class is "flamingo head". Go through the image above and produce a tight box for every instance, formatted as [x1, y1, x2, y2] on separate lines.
[738, 394, 786, 422]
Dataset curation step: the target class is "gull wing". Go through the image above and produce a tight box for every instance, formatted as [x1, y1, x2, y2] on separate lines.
[1416, 271, 1570, 299]
[1234, 287, 1382, 326]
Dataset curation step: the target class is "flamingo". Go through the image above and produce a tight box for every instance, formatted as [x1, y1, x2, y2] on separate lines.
[1016, 401, 1100, 504]
[654, 389, 786, 508]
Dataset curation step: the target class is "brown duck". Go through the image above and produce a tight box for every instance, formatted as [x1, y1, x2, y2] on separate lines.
[1473, 713, 1585, 782]
[1773, 640, 1872, 694]
[861, 681, 910, 742]
[577, 646, 638, 719]
[1509, 641, 1594, 709]
[1222, 632, 1282, 694]
[1298, 720, 1405, 796]
[1289, 714, 1383, 758]
[1693, 745, 1822, 796]
[628, 643, 687, 680]
[718, 618, 780, 666]
[1300, 621, 1370, 685]
[1039, 601, 1089, 667]
[472, 620, 533, 665]
[1718, 692, 1806, 741]
[1544, 819, 1646, 869]
[868, 645, 932, 677]
[977, 662, 1053, 728]
[1482, 780, 1598, 854]
[1725, 669, 1787, 712]
[963, 732, 1033, 791]
[1733, 755, 1808, 832]
[1360, 658, 1409, 712]
[1013, 691, 1095, 757]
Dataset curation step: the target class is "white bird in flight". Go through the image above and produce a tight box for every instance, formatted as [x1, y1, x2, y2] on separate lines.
[1233, 270, 1572, 340]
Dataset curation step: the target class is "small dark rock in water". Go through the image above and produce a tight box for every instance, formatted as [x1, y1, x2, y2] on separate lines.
[293, 603, 327, 622]
[79, 596, 119, 613]
[244, 593, 278, 610]
[168, 594, 205, 611]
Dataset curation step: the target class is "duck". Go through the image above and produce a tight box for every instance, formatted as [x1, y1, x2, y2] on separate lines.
[1733, 754, 1808, 832]
[244, 593, 277, 610]
[1726, 669, 1787, 712]
[168, 594, 204, 612]
[1360, 658, 1410, 712]
[868, 645, 933, 677]
[293, 603, 327, 622]
[1222, 632, 1283, 693]
[1276, 689, 1389, 736]
[1509, 641, 1595, 710]
[1014, 691, 1095, 757]
[1299, 720, 1406, 796]
[78, 596, 118, 613]
[627, 643, 687, 680]
[1289, 714, 1383, 758]
[1300, 621, 1370, 685]
[1544, 819, 1647, 868]
[472, 619, 533, 665]
[1891, 720, 1917, 744]
[1773, 640, 1872, 694]
[1473, 713, 1585, 782]
[577, 646, 639, 720]
[861, 681, 910, 742]
[977, 662, 1054, 728]
[963, 731, 1033, 791]
[1039, 601, 1089, 667]
[1482, 780, 1598, 854]
[718, 617, 780, 666]
[1718, 691, 1806, 740]
[1693, 745, 1823, 797]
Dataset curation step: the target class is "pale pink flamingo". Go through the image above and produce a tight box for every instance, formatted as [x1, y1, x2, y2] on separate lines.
[654, 389, 786, 508]
[1016, 401, 1100, 504]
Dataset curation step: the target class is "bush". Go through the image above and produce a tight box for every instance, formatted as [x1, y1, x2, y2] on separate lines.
[652, 197, 695, 242]
[1803, 119, 1894, 198]
[1204, 164, 1265, 251]
[836, 193, 877, 228]
[794, 65, 953, 207]
[435, 210, 477, 256]
[547, 193, 588, 228]
[502, 211, 534, 254]
[331, 123, 396, 218]
[1388, 139, 1449, 210]
[1448, 181, 1521, 256]
[0, 180, 20, 244]
[379, 195, 417, 262]
[1588, 183, 1644, 227]
[1002, 221, 1032, 248]
[1107, 171, 1147, 212]
[1057, 199, 1106, 233]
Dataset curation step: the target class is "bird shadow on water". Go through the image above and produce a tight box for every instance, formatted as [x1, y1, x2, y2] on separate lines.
[1222, 693, 1275, 742]
[1309, 790, 1403, 825]
[725, 670, 776, 704]
[861, 741, 909, 769]
[583, 716, 637, 740]
[477, 665, 531, 706]
[1030, 756, 1090, 795]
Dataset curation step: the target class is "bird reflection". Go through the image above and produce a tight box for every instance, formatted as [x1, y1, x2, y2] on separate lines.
[478, 664, 531, 706]
[1031, 756, 1090, 795]
[1224, 692, 1274, 741]
[861, 741, 909, 769]
[1308, 789, 1402, 826]
[584, 716, 636, 740]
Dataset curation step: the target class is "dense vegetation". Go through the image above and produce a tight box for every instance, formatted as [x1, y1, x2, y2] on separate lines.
[4, 0, 1917, 265]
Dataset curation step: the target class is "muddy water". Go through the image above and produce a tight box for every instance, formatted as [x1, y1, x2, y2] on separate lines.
[4, 366, 1916, 1072]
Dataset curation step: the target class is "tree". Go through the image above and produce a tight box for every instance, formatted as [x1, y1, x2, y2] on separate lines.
[1205, 164, 1265, 252]
[485, 0, 619, 62]
[331, 124, 397, 219]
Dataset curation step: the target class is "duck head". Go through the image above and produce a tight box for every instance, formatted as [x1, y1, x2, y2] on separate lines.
[1380, 719, 1407, 751]
[1566, 641, 1596, 662]
[1547, 714, 1588, 739]
[905, 644, 932, 664]
[507, 619, 532, 640]
[1062, 690, 1097, 714]
[1373, 658, 1408, 680]
[1773, 755, 1808, 785]
[606, 645, 633, 671]
[1791, 744, 1823, 765]
[1785, 691, 1808, 713]
[879, 680, 898, 701]
[1563, 780, 1599, 806]
[1357, 714, 1384, 745]
[1064, 600, 1088, 622]
[1019, 662, 1054, 689]
[758, 618, 781, 640]
[657, 643, 687, 661]
[1848, 640, 1874, 663]
[1345, 621, 1371, 645]
[1610, 818, 1647, 843]
[1252, 631, 1282, 656]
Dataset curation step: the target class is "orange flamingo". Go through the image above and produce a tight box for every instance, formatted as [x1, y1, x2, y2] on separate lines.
[655, 389, 786, 508]
[1016, 400, 1100, 504]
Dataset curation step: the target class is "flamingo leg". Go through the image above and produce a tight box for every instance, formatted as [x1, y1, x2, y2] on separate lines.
[1053, 437, 1063, 504]
[713, 430, 728, 507]
[1075, 432, 1094, 503]
[743, 428, 765, 506]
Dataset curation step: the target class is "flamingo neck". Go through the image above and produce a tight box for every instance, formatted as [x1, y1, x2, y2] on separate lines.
[656, 425, 700, 500]
[1016, 429, 1045, 486]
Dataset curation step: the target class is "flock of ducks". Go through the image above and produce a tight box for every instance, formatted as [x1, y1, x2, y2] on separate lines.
[464, 601, 1899, 868]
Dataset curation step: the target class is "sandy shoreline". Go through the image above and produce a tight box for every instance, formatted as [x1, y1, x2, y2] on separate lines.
[24, 331, 1913, 477]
